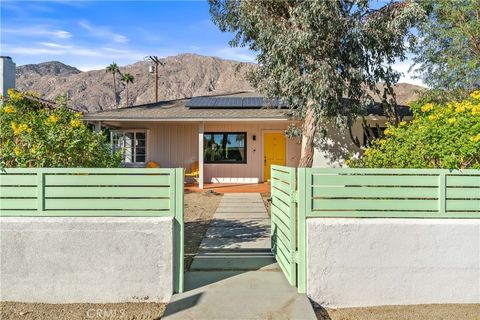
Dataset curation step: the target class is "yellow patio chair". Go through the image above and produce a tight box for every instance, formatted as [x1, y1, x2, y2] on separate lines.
[185, 161, 199, 178]
[146, 161, 161, 168]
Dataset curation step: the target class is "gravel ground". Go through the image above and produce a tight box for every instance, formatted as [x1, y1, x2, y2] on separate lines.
[0, 192, 222, 320]
[314, 303, 480, 320]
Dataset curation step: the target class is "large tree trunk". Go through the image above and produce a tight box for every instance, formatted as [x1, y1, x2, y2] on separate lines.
[298, 104, 316, 167]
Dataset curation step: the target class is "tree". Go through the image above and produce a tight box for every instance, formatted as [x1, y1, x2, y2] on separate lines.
[0, 89, 121, 168]
[209, 0, 424, 167]
[411, 0, 480, 90]
[349, 90, 480, 169]
[106, 62, 120, 107]
[121, 73, 135, 107]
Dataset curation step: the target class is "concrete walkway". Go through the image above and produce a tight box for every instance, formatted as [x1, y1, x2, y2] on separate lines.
[163, 193, 316, 320]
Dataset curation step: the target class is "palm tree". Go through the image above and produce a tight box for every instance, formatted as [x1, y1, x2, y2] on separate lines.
[121, 73, 135, 107]
[106, 62, 119, 107]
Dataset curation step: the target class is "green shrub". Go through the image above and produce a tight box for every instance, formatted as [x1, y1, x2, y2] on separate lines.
[0, 90, 121, 168]
[349, 90, 480, 169]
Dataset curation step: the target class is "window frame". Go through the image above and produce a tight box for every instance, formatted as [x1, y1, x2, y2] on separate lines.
[110, 129, 148, 166]
[203, 132, 248, 164]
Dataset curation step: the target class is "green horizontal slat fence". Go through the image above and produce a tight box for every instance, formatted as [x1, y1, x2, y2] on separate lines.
[295, 167, 480, 295]
[0, 168, 178, 217]
[270, 165, 297, 287]
[303, 168, 480, 218]
[0, 167, 185, 293]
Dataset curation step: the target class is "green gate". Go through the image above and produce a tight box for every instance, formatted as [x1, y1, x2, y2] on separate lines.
[270, 165, 297, 286]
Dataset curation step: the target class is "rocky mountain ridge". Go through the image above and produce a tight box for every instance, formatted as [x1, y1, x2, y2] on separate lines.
[15, 53, 424, 112]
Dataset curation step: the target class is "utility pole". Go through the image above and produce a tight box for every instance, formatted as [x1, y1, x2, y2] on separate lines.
[144, 56, 164, 103]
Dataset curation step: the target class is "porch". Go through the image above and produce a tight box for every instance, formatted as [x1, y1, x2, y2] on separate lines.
[91, 120, 301, 189]
[185, 182, 271, 194]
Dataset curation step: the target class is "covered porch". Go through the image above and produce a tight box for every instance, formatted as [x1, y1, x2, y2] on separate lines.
[88, 119, 300, 190]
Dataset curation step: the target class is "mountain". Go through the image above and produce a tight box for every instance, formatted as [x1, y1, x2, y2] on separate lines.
[15, 54, 255, 112]
[17, 61, 82, 77]
[15, 54, 424, 112]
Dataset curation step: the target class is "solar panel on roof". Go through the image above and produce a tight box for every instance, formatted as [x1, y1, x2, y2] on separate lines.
[187, 96, 282, 109]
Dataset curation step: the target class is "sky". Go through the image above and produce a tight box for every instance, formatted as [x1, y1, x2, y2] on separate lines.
[0, 0, 422, 85]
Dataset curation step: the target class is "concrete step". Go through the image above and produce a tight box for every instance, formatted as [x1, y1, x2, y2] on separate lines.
[214, 211, 269, 219]
[205, 226, 270, 238]
[190, 252, 278, 271]
[199, 235, 271, 251]
[209, 218, 270, 228]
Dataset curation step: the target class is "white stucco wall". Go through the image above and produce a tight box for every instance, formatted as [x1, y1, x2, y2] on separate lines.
[0, 217, 174, 303]
[307, 218, 480, 307]
[0, 56, 16, 97]
[312, 120, 364, 168]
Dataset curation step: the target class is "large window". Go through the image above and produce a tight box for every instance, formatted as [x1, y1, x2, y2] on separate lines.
[204, 132, 247, 164]
[111, 130, 147, 164]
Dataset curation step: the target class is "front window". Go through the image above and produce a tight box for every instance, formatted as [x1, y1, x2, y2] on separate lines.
[204, 132, 247, 164]
[111, 130, 147, 164]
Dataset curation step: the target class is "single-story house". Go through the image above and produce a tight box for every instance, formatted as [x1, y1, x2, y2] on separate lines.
[83, 91, 412, 189]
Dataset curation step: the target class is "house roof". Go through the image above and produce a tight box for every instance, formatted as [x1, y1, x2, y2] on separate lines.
[83, 92, 292, 121]
[82, 91, 412, 122]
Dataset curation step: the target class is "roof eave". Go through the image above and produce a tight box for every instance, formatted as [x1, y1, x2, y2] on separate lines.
[82, 117, 292, 122]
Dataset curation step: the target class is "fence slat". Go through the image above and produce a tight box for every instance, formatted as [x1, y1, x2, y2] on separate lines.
[44, 198, 170, 210]
[0, 186, 37, 197]
[45, 174, 171, 186]
[446, 188, 480, 199]
[0, 174, 37, 186]
[312, 174, 439, 187]
[312, 199, 438, 211]
[0, 199, 37, 210]
[446, 175, 480, 187]
[312, 186, 438, 199]
[446, 200, 480, 212]
[44, 186, 171, 198]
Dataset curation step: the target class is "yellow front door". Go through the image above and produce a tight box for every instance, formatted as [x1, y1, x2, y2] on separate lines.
[264, 132, 286, 181]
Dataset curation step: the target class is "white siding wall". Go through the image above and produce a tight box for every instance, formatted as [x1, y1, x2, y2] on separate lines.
[118, 122, 198, 170]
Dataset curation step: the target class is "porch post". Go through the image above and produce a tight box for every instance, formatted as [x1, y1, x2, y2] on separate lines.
[94, 121, 102, 133]
[198, 122, 204, 189]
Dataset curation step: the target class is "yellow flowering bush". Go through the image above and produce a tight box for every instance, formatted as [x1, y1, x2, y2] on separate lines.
[350, 90, 480, 169]
[1, 91, 121, 168]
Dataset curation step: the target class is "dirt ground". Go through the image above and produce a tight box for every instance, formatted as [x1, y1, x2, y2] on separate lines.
[261, 192, 271, 216]
[314, 303, 480, 320]
[183, 191, 222, 270]
[0, 192, 221, 320]
[0, 302, 166, 320]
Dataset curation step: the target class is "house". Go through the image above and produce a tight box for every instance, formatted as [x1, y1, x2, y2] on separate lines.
[83, 91, 412, 189]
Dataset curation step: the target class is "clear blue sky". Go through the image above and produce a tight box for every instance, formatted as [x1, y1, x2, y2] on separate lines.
[0, 0, 420, 85]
